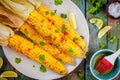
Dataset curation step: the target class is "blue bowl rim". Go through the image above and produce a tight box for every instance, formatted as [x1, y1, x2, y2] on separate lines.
[90, 49, 120, 80]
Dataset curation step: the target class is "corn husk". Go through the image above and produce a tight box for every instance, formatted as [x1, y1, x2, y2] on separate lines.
[0, 5, 24, 28]
[0, 23, 14, 46]
[0, 0, 34, 20]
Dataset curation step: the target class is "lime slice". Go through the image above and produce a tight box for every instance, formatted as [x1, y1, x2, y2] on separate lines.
[0, 57, 3, 69]
[68, 12, 77, 29]
[0, 71, 18, 77]
[90, 18, 103, 29]
[0, 77, 7, 80]
[98, 26, 112, 38]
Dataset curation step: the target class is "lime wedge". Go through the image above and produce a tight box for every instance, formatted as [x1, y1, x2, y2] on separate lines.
[68, 12, 77, 29]
[90, 18, 103, 29]
[0, 77, 7, 80]
[98, 26, 112, 38]
[0, 71, 18, 77]
[0, 57, 3, 69]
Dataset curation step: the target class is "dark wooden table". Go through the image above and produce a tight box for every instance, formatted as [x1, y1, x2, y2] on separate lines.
[0, 0, 120, 80]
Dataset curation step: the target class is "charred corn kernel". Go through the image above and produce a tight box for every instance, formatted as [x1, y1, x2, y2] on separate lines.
[8, 34, 67, 75]
[27, 10, 85, 58]
[20, 23, 74, 64]
[36, 4, 88, 52]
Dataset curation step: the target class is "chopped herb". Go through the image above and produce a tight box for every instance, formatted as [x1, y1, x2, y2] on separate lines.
[61, 25, 67, 31]
[60, 13, 67, 19]
[32, 40, 36, 45]
[73, 37, 78, 42]
[55, 29, 60, 33]
[57, 58, 62, 61]
[54, 9, 57, 13]
[88, 0, 107, 14]
[45, 11, 49, 15]
[68, 49, 74, 55]
[53, 44, 59, 48]
[100, 42, 106, 49]
[51, 12, 55, 16]
[15, 58, 21, 64]
[77, 72, 84, 80]
[33, 65, 35, 68]
[25, 31, 29, 35]
[80, 35, 84, 39]
[108, 34, 116, 43]
[39, 55, 45, 61]
[40, 41, 45, 46]
[40, 65, 47, 72]
[54, 0, 63, 6]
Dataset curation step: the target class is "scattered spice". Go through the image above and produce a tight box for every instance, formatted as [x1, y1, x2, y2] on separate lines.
[33, 65, 35, 68]
[15, 58, 21, 64]
[54, 9, 57, 13]
[60, 13, 67, 19]
[53, 44, 59, 48]
[80, 35, 84, 39]
[40, 65, 47, 72]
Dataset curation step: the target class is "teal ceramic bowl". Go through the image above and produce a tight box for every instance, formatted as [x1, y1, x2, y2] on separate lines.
[90, 49, 120, 80]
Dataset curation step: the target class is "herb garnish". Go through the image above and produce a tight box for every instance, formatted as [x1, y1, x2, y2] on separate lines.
[60, 13, 67, 19]
[40, 41, 45, 46]
[40, 65, 47, 72]
[108, 34, 116, 43]
[100, 42, 106, 49]
[68, 49, 74, 55]
[73, 37, 78, 42]
[45, 11, 49, 15]
[39, 55, 45, 61]
[54, 0, 63, 6]
[55, 29, 60, 33]
[15, 58, 21, 64]
[51, 12, 55, 16]
[88, 0, 107, 14]
[61, 25, 67, 31]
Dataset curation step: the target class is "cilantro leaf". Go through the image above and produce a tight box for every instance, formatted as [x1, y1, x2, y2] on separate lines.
[40, 65, 47, 72]
[54, 0, 63, 6]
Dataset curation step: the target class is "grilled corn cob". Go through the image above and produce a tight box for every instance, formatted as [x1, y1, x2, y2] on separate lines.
[36, 4, 88, 52]
[27, 10, 85, 58]
[8, 34, 67, 75]
[20, 23, 74, 64]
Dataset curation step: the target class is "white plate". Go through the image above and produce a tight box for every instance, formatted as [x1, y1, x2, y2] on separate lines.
[3, 0, 89, 80]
